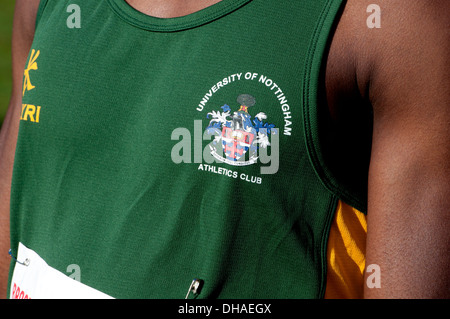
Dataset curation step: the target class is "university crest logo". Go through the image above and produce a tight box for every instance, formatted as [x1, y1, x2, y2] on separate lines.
[205, 94, 276, 166]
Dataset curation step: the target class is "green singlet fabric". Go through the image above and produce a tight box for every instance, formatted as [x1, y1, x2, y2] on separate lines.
[8, 0, 368, 299]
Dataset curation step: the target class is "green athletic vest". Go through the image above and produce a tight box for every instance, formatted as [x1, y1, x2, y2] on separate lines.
[9, 0, 368, 299]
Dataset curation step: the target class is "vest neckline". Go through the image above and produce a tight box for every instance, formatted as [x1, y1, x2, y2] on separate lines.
[106, 0, 253, 32]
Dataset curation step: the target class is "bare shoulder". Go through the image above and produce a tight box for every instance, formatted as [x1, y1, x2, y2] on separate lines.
[326, 0, 449, 115]
[323, 0, 450, 177]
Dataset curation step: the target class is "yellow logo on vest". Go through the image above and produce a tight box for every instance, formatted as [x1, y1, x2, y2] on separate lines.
[23, 49, 40, 97]
[22, 49, 42, 124]
[20, 104, 41, 123]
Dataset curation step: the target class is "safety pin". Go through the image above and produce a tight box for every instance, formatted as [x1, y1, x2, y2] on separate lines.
[185, 279, 203, 299]
[8, 249, 30, 266]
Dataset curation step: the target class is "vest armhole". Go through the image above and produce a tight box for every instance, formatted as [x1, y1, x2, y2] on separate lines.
[35, 0, 49, 30]
[302, 0, 368, 214]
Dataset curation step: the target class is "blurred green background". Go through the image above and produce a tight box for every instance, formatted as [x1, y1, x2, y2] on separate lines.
[0, 1, 16, 129]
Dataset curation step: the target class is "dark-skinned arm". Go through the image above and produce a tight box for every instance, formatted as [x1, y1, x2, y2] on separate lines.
[0, 0, 40, 298]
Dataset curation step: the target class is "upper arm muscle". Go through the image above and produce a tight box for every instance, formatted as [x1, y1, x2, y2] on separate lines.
[364, 0, 450, 298]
